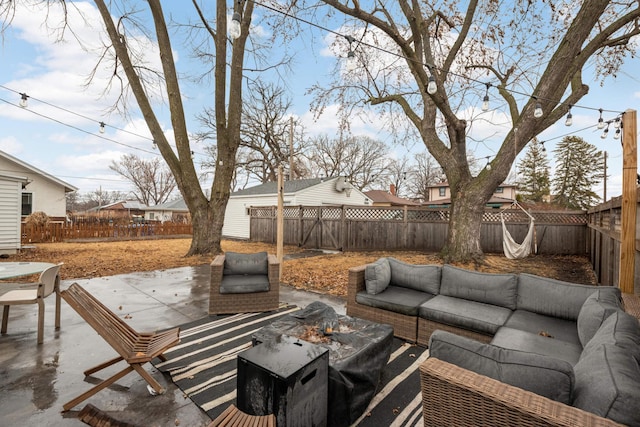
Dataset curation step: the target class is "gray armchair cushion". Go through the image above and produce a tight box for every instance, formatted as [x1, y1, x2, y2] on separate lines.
[440, 265, 517, 309]
[387, 258, 441, 294]
[490, 327, 582, 366]
[429, 330, 575, 404]
[365, 258, 391, 295]
[220, 275, 270, 294]
[517, 274, 620, 320]
[573, 344, 640, 426]
[577, 289, 623, 347]
[223, 252, 268, 275]
[356, 285, 434, 316]
[504, 310, 581, 346]
[419, 295, 512, 335]
[581, 310, 640, 361]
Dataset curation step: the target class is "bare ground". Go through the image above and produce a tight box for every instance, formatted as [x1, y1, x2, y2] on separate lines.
[3, 238, 597, 297]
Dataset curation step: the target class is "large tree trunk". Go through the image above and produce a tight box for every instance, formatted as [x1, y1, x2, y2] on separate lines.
[442, 191, 487, 263]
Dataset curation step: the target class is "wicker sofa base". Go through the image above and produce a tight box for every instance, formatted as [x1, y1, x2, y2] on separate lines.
[346, 303, 417, 342]
[420, 357, 623, 427]
[417, 317, 493, 347]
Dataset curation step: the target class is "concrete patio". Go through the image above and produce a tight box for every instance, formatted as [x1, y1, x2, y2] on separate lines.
[0, 264, 346, 426]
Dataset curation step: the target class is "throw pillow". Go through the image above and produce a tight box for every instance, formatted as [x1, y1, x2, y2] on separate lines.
[365, 258, 391, 295]
[223, 251, 269, 275]
[577, 289, 623, 347]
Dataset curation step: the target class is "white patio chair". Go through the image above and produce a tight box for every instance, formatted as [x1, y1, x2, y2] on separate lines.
[0, 263, 62, 344]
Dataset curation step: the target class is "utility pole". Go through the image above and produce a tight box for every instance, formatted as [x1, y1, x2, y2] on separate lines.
[289, 116, 294, 181]
[603, 151, 607, 202]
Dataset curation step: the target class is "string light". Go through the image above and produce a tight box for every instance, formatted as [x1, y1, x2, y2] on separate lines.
[540, 141, 546, 152]
[484, 156, 492, 171]
[565, 106, 573, 126]
[427, 74, 437, 95]
[614, 127, 621, 139]
[229, 11, 241, 40]
[613, 117, 621, 129]
[597, 109, 605, 129]
[19, 93, 28, 108]
[99, 121, 106, 134]
[481, 83, 490, 112]
[533, 97, 543, 118]
[344, 35, 357, 72]
[601, 124, 609, 139]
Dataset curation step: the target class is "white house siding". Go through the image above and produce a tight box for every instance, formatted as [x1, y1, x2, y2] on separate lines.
[222, 178, 370, 239]
[0, 152, 76, 220]
[0, 175, 26, 253]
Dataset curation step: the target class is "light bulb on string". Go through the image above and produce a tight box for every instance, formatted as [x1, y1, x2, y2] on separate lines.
[613, 117, 621, 129]
[601, 125, 609, 139]
[152, 140, 157, 150]
[427, 75, 437, 95]
[565, 106, 573, 126]
[540, 141, 546, 152]
[99, 122, 106, 134]
[344, 35, 357, 72]
[481, 83, 490, 112]
[533, 99, 543, 118]
[229, 12, 241, 40]
[19, 93, 28, 108]
[597, 109, 605, 129]
[614, 128, 621, 140]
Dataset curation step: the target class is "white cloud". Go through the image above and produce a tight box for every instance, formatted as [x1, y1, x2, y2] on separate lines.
[0, 136, 24, 156]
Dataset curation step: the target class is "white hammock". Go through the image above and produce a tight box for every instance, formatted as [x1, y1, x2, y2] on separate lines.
[501, 212, 535, 260]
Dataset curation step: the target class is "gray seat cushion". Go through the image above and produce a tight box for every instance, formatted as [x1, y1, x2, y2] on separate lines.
[573, 344, 640, 426]
[517, 274, 620, 320]
[356, 285, 434, 316]
[429, 330, 575, 404]
[576, 289, 623, 347]
[365, 258, 391, 295]
[419, 295, 512, 335]
[440, 265, 517, 309]
[581, 310, 640, 361]
[223, 252, 268, 275]
[220, 275, 270, 294]
[504, 310, 581, 346]
[491, 327, 582, 366]
[387, 258, 441, 294]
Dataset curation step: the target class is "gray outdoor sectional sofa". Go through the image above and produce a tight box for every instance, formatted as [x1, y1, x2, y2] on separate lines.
[346, 258, 640, 426]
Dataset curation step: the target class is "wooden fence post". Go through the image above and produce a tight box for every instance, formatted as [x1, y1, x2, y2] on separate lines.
[620, 109, 637, 294]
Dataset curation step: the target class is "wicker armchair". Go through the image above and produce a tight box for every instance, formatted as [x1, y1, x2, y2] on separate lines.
[419, 357, 624, 427]
[209, 253, 280, 315]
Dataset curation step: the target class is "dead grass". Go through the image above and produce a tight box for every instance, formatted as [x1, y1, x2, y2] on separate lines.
[4, 238, 597, 297]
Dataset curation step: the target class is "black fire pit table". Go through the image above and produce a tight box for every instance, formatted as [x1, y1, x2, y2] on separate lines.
[251, 301, 394, 427]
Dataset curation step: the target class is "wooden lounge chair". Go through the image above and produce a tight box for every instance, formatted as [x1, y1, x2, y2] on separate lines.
[60, 283, 180, 412]
[208, 404, 275, 427]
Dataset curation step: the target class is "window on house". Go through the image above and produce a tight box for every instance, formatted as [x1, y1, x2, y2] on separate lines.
[439, 188, 446, 197]
[21, 192, 33, 216]
[495, 187, 504, 193]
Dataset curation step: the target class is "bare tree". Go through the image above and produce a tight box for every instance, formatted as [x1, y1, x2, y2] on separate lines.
[309, 0, 640, 262]
[109, 154, 177, 205]
[307, 134, 390, 190]
[408, 152, 443, 203]
[1, 0, 286, 256]
[86, 188, 126, 208]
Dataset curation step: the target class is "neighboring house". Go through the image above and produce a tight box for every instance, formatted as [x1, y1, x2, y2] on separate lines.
[426, 182, 516, 208]
[144, 198, 190, 223]
[0, 173, 28, 254]
[365, 185, 421, 207]
[0, 149, 77, 222]
[88, 200, 148, 221]
[223, 176, 370, 239]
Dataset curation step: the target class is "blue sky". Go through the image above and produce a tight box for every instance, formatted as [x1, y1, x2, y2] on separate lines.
[0, 1, 638, 200]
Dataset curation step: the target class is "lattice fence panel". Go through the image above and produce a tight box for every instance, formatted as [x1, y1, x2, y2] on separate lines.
[321, 208, 342, 220]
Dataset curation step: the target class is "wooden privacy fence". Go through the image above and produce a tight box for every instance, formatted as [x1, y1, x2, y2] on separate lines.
[249, 205, 587, 254]
[588, 187, 640, 293]
[21, 222, 193, 243]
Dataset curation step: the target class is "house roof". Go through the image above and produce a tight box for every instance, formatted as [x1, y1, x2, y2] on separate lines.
[0, 149, 78, 192]
[148, 198, 188, 211]
[364, 190, 420, 206]
[427, 195, 515, 207]
[231, 177, 333, 197]
[95, 200, 149, 211]
[428, 181, 517, 189]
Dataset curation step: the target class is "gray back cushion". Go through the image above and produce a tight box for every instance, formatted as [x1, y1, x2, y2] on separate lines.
[223, 251, 268, 275]
[365, 258, 391, 295]
[429, 330, 574, 404]
[577, 289, 623, 347]
[440, 265, 517, 309]
[581, 310, 640, 361]
[573, 344, 640, 426]
[517, 274, 619, 320]
[387, 257, 441, 294]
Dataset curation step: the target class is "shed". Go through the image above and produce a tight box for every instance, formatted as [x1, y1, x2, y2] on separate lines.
[223, 177, 370, 239]
[0, 173, 29, 254]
